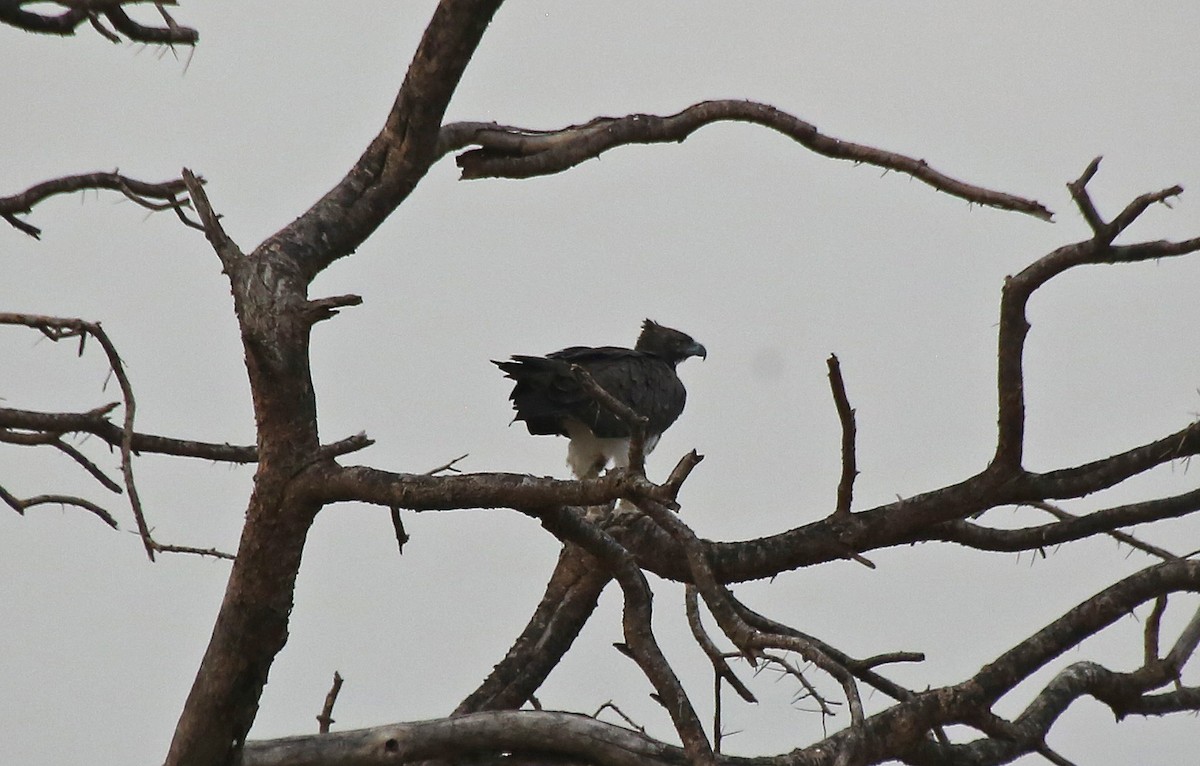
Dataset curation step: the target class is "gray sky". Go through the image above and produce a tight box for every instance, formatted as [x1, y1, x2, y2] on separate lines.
[3, 3, 1200, 764]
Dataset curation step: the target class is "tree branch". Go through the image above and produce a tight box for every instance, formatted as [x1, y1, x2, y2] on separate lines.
[685, 586, 757, 705]
[241, 710, 698, 766]
[0, 171, 195, 238]
[0, 485, 118, 528]
[254, 0, 505, 280]
[993, 162, 1200, 472]
[455, 544, 611, 714]
[0, 426, 123, 492]
[182, 168, 242, 271]
[316, 671, 344, 734]
[631, 496, 871, 749]
[0, 1, 197, 44]
[440, 101, 1053, 221]
[826, 354, 857, 518]
[0, 403, 371, 463]
[615, 413, 1200, 583]
[535, 505, 715, 765]
[916, 489, 1200, 556]
[306, 461, 683, 513]
[972, 560, 1200, 702]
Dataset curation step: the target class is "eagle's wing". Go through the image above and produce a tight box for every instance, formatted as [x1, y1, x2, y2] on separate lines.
[495, 346, 686, 439]
[571, 351, 686, 438]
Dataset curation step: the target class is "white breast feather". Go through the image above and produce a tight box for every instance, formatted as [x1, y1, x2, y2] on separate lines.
[564, 421, 661, 478]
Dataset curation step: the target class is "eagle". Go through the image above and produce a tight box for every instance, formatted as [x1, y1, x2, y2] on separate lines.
[494, 320, 706, 478]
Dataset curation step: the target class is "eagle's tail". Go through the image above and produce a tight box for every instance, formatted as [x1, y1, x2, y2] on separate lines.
[492, 356, 582, 436]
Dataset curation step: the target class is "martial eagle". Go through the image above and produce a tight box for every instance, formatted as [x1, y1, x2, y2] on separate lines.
[494, 320, 706, 478]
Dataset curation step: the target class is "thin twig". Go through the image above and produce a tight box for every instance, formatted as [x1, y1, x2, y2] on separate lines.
[424, 453, 469, 476]
[826, 354, 857, 518]
[759, 651, 840, 719]
[0, 171, 194, 238]
[685, 586, 757, 704]
[86, 321, 154, 560]
[1030, 501, 1179, 561]
[0, 428, 123, 493]
[151, 542, 235, 560]
[592, 701, 647, 734]
[1, 487, 118, 528]
[390, 506, 409, 554]
[1145, 597, 1168, 664]
[316, 672, 344, 734]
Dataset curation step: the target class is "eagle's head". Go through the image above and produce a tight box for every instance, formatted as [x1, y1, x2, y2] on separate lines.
[637, 319, 707, 366]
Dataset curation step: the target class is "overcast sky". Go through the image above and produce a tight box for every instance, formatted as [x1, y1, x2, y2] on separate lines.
[4, 3, 1200, 764]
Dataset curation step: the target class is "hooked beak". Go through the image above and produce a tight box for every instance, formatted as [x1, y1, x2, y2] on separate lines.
[689, 343, 707, 361]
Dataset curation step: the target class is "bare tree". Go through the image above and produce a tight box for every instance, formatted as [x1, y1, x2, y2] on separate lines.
[4, 4, 1199, 766]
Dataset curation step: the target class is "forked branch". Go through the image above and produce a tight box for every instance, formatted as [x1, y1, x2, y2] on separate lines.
[993, 161, 1200, 471]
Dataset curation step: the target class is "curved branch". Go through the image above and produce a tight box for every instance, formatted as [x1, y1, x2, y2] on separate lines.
[992, 162, 1200, 471]
[239, 563, 1200, 766]
[454, 544, 611, 714]
[0, 1, 197, 44]
[0, 485, 118, 528]
[165, 7, 509, 764]
[1022, 420, 1200, 499]
[256, 0, 504, 280]
[906, 664, 1200, 766]
[972, 560, 1200, 701]
[0, 171, 194, 238]
[633, 497, 869, 741]
[0, 314, 154, 557]
[440, 101, 1053, 220]
[534, 505, 715, 765]
[0, 426, 123, 492]
[615, 414, 1200, 583]
[809, 561, 1200, 765]
[917, 489, 1200, 555]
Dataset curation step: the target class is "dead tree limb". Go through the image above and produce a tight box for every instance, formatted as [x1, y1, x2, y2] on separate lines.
[915, 489, 1200, 555]
[0, 1, 198, 44]
[826, 354, 858, 518]
[454, 544, 611, 715]
[163, 4, 508, 764]
[0, 485, 118, 527]
[0, 171, 195, 238]
[0, 402, 371, 463]
[439, 102, 1053, 221]
[316, 672, 344, 734]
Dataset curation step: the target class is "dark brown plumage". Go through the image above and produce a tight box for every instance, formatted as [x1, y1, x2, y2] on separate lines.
[494, 320, 706, 477]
